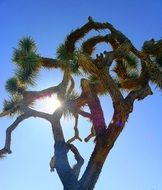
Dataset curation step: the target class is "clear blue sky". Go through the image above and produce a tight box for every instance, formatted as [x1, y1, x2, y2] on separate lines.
[0, 0, 162, 190]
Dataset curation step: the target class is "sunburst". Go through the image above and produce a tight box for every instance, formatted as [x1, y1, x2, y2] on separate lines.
[34, 94, 61, 114]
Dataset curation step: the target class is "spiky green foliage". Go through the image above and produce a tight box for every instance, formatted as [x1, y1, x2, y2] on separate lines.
[113, 78, 122, 89]
[5, 77, 26, 94]
[147, 63, 162, 90]
[19, 37, 37, 52]
[113, 53, 139, 82]
[12, 48, 22, 63]
[124, 53, 138, 69]
[12, 37, 40, 74]
[127, 70, 139, 79]
[3, 99, 15, 112]
[69, 60, 80, 74]
[11, 37, 40, 87]
[63, 91, 79, 118]
[57, 44, 73, 62]
[16, 67, 39, 86]
[13, 50, 40, 71]
[3, 95, 23, 113]
[56, 43, 80, 74]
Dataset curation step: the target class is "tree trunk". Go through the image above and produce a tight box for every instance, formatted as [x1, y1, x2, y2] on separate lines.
[79, 139, 110, 190]
[78, 110, 129, 190]
[51, 111, 79, 190]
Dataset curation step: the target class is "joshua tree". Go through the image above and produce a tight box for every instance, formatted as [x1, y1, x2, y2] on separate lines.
[1, 17, 162, 190]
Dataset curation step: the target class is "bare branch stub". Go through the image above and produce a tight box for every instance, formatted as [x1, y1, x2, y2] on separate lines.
[84, 126, 95, 142]
[49, 155, 56, 172]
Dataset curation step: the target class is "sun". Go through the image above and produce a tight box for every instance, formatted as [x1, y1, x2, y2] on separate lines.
[34, 94, 61, 114]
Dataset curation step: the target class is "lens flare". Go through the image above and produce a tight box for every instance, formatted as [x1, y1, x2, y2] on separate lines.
[33, 94, 61, 114]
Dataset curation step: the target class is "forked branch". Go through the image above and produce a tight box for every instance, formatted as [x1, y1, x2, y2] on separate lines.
[0, 106, 52, 158]
[68, 144, 84, 179]
[67, 114, 82, 144]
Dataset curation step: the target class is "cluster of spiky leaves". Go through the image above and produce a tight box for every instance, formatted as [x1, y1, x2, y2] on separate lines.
[121, 53, 139, 80]
[5, 77, 26, 94]
[4, 37, 40, 113]
[12, 37, 40, 85]
[87, 75, 107, 95]
[56, 43, 81, 74]
[3, 95, 23, 113]
[15, 67, 39, 86]
[127, 71, 139, 80]
[62, 91, 79, 118]
[124, 53, 139, 69]
[113, 53, 140, 89]
[113, 78, 122, 89]
[147, 62, 162, 89]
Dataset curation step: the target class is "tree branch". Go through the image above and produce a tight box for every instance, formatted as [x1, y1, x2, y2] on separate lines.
[22, 71, 70, 106]
[0, 105, 52, 158]
[0, 109, 16, 118]
[125, 85, 153, 105]
[100, 73, 124, 107]
[51, 109, 79, 189]
[79, 108, 129, 190]
[78, 109, 91, 118]
[40, 57, 61, 69]
[146, 58, 162, 89]
[25, 106, 52, 121]
[79, 136, 108, 190]
[0, 113, 31, 157]
[67, 114, 82, 144]
[84, 126, 95, 142]
[0, 103, 23, 118]
[142, 39, 162, 55]
[22, 86, 60, 105]
[68, 144, 84, 179]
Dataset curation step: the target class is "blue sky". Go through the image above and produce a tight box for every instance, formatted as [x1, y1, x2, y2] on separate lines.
[0, 0, 162, 190]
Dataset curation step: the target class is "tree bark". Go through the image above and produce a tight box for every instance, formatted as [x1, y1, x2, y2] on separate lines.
[78, 107, 129, 190]
[51, 110, 79, 190]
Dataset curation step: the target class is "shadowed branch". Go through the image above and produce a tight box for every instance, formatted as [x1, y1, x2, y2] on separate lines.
[68, 144, 84, 179]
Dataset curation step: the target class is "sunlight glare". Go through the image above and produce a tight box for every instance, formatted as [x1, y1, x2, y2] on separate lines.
[34, 94, 61, 114]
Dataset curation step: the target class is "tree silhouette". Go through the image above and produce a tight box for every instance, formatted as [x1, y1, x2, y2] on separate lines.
[1, 17, 162, 190]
